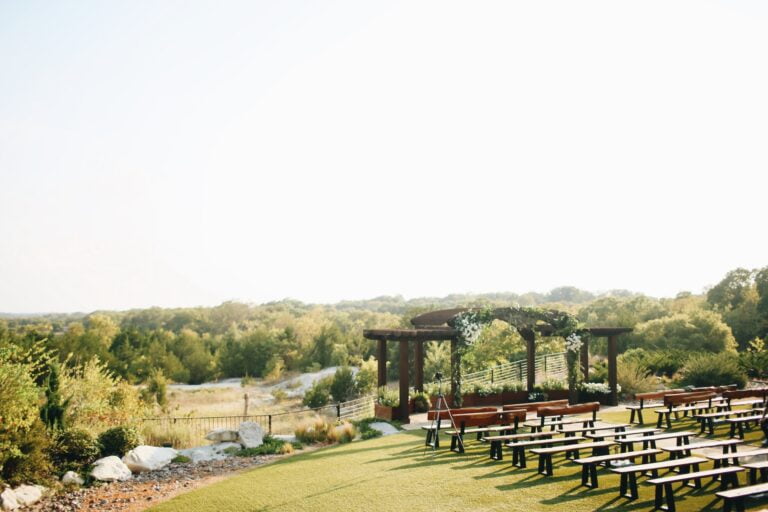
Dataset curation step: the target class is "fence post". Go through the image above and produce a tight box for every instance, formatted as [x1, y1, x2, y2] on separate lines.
[268, 415, 272, 434]
[544, 355, 548, 379]
[490, 368, 494, 384]
[336, 403, 341, 421]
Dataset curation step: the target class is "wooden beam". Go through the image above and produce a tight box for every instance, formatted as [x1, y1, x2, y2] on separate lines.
[608, 335, 618, 406]
[414, 340, 424, 392]
[520, 328, 536, 392]
[580, 337, 590, 381]
[377, 339, 387, 388]
[399, 339, 410, 424]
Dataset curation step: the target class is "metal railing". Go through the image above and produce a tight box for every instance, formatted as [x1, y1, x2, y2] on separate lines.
[462, 352, 566, 387]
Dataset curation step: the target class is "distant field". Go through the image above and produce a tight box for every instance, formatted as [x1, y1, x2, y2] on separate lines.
[149, 408, 768, 512]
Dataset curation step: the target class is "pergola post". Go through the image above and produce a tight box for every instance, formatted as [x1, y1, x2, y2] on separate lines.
[399, 340, 410, 423]
[414, 340, 424, 392]
[377, 339, 387, 388]
[450, 337, 460, 406]
[520, 328, 536, 392]
[580, 337, 590, 381]
[607, 335, 618, 406]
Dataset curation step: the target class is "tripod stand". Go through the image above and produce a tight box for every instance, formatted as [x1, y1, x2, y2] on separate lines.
[424, 373, 463, 455]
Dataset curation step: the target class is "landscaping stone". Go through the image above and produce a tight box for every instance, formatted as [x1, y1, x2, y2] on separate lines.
[204, 428, 239, 443]
[12, 485, 44, 507]
[179, 442, 241, 463]
[122, 446, 178, 473]
[237, 422, 264, 448]
[369, 422, 399, 436]
[0, 488, 19, 511]
[90, 456, 133, 482]
[60, 472, 84, 486]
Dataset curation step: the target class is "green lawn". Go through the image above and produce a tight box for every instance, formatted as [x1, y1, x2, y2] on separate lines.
[150, 409, 768, 512]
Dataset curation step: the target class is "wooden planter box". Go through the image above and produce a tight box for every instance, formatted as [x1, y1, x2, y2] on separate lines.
[374, 403, 396, 421]
[578, 391, 611, 405]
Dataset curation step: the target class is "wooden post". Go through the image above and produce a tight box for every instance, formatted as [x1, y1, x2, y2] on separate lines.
[608, 335, 618, 406]
[520, 328, 536, 392]
[450, 337, 461, 406]
[243, 393, 249, 416]
[399, 339, 410, 424]
[377, 339, 387, 388]
[415, 340, 424, 392]
[580, 337, 590, 382]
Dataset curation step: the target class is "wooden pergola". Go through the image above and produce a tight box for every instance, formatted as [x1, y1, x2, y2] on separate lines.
[363, 308, 632, 424]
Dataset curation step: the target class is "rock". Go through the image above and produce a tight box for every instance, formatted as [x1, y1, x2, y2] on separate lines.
[179, 442, 240, 463]
[272, 434, 296, 443]
[61, 471, 85, 486]
[204, 428, 239, 443]
[122, 446, 178, 473]
[237, 422, 264, 449]
[369, 422, 399, 436]
[0, 488, 19, 511]
[12, 485, 44, 506]
[91, 456, 133, 482]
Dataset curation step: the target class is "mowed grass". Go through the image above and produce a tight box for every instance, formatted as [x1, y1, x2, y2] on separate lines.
[150, 408, 768, 512]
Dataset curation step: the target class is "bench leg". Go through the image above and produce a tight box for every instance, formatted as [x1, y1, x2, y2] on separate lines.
[581, 465, 589, 487]
[425, 429, 432, 446]
[638, 408, 644, 424]
[629, 472, 639, 500]
[657, 413, 664, 429]
[619, 473, 628, 498]
[709, 418, 716, 436]
[760, 467, 768, 483]
[630, 408, 636, 424]
[749, 467, 757, 485]
[663, 482, 676, 512]
[666, 412, 672, 429]
[654, 484, 664, 510]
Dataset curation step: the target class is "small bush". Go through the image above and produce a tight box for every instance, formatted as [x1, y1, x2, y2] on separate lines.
[0, 420, 53, 486]
[172, 455, 192, 463]
[617, 359, 657, 398]
[272, 388, 288, 402]
[231, 435, 289, 456]
[294, 417, 330, 444]
[51, 428, 100, 473]
[410, 392, 431, 413]
[98, 426, 142, 457]
[355, 358, 377, 396]
[501, 381, 525, 392]
[141, 369, 168, 408]
[140, 421, 194, 449]
[376, 387, 399, 407]
[533, 379, 566, 391]
[302, 377, 333, 408]
[330, 366, 357, 403]
[327, 421, 356, 444]
[353, 418, 385, 440]
[677, 352, 747, 389]
[279, 442, 294, 455]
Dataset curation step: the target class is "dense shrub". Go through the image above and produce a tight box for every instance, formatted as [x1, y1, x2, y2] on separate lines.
[355, 358, 377, 396]
[617, 360, 657, 398]
[410, 392, 431, 413]
[98, 426, 142, 457]
[330, 366, 356, 403]
[633, 311, 736, 353]
[326, 421, 357, 444]
[677, 352, 747, 389]
[738, 338, 768, 378]
[0, 420, 53, 486]
[353, 418, 384, 440]
[140, 369, 168, 408]
[302, 376, 333, 408]
[51, 428, 100, 473]
[621, 348, 690, 378]
[229, 435, 293, 456]
[533, 379, 566, 391]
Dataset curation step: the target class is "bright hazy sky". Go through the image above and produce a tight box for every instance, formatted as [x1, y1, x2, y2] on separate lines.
[1, 1, 767, 313]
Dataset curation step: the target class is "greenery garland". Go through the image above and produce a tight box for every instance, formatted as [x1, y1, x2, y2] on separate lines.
[449, 306, 591, 402]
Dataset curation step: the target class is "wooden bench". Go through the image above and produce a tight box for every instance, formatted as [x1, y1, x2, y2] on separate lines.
[484, 431, 557, 460]
[723, 389, 768, 408]
[742, 461, 768, 485]
[423, 406, 497, 447]
[706, 448, 768, 469]
[586, 427, 658, 441]
[656, 392, 720, 429]
[505, 436, 585, 468]
[502, 399, 568, 413]
[531, 441, 616, 476]
[445, 411, 525, 453]
[661, 439, 743, 461]
[526, 402, 600, 431]
[648, 466, 743, 512]
[610, 456, 707, 500]
[560, 423, 628, 437]
[728, 414, 764, 439]
[696, 409, 764, 435]
[574, 449, 661, 488]
[717, 481, 768, 512]
[618, 431, 695, 453]
[628, 390, 684, 424]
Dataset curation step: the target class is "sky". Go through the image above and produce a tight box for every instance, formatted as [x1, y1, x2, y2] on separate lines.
[1, 1, 767, 313]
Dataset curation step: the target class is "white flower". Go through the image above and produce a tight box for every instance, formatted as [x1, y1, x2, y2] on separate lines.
[565, 333, 583, 353]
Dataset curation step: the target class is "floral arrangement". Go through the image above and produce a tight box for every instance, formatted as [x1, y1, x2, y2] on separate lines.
[579, 382, 620, 394]
[565, 333, 583, 353]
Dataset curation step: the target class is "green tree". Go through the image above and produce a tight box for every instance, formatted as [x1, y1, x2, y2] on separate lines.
[633, 310, 736, 353]
[330, 366, 357, 402]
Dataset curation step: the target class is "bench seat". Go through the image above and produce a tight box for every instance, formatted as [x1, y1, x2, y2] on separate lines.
[660, 439, 743, 460]
[531, 441, 616, 476]
[586, 427, 658, 440]
[523, 416, 601, 431]
[503, 436, 584, 468]
[717, 481, 768, 512]
[560, 423, 629, 437]
[728, 415, 764, 439]
[742, 461, 768, 485]
[574, 449, 661, 488]
[483, 431, 557, 460]
[610, 456, 707, 500]
[617, 431, 695, 452]
[647, 466, 743, 512]
[696, 409, 764, 435]
[706, 447, 768, 468]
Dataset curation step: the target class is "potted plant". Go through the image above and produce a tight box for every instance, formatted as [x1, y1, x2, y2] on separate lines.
[578, 382, 617, 405]
[375, 386, 400, 421]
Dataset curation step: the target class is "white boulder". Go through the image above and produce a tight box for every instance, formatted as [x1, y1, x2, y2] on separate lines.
[179, 442, 240, 463]
[0, 489, 19, 511]
[12, 485, 44, 507]
[122, 445, 178, 473]
[204, 428, 239, 443]
[61, 471, 85, 486]
[237, 422, 264, 449]
[90, 456, 132, 482]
